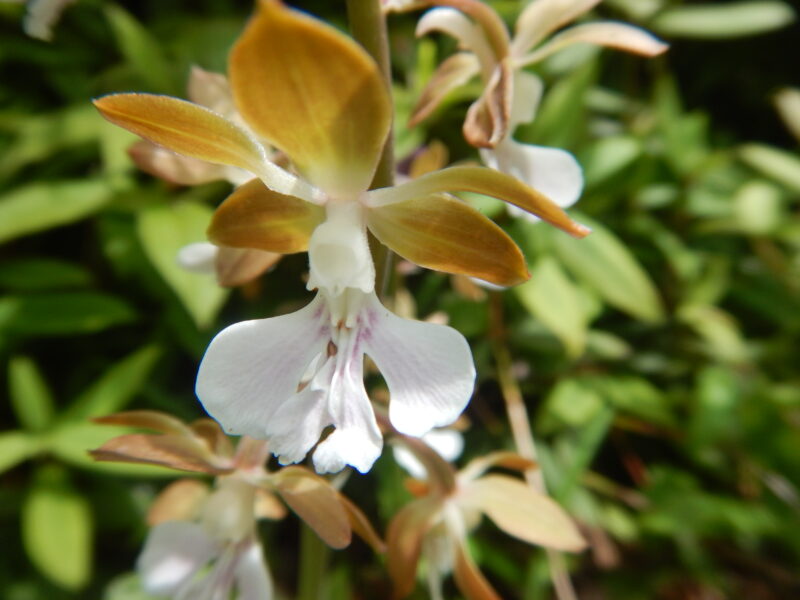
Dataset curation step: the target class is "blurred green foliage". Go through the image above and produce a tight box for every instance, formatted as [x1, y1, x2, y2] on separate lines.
[1, 0, 799, 599]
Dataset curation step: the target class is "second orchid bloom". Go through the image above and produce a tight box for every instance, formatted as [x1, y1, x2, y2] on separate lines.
[94, 0, 589, 474]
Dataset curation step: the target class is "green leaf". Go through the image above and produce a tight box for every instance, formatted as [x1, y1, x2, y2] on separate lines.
[0, 292, 136, 337]
[64, 345, 161, 420]
[8, 356, 55, 432]
[541, 379, 605, 431]
[104, 5, 176, 94]
[136, 201, 228, 328]
[677, 304, 749, 364]
[732, 180, 783, 235]
[0, 431, 42, 474]
[739, 143, 800, 193]
[104, 573, 152, 600]
[0, 258, 93, 292]
[515, 257, 587, 357]
[580, 136, 643, 188]
[652, 1, 795, 39]
[552, 217, 665, 322]
[48, 421, 174, 477]
[0, 105, 102, 177]
[0, 180, 112, 243]
[22, 466, 92, 590]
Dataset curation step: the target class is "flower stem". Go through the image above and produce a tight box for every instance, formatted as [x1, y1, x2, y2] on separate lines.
[489, 292, 579, 600]
[346, 0, 396, 298]
[298, 523, 331, 600]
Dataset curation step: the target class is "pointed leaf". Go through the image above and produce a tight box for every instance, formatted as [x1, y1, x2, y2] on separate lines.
[514, 257, 588, 357]
[273, 466, 352, 549]
[552, 217, 664, 322]
[136, 201, 228, 328]
[0, 179, 111, 243]
[368, 166, 590, 238]
[64, 345, 161, 420]
[0, 258, 92, 292]
[229, 0, 391, 196]
[8, 356, 55, 432]
[368, 193, 528, 286]
[208, 178, 324, 254]
[652, 1, 795, 39]
[463, 475, 586, 551]
[22, 467, 92, 590]
[0, 431, 41, 474]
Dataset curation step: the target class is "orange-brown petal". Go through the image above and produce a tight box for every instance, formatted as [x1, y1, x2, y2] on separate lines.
[367, 165, 590, 238]
[452, 539, 502, 600]
[409, 52, 480, 128]
[229, 0, 391, 196]
[273, 466, 352, 549]
[367, 193, 529, 286]
[386, 496, 443, 599]
[94, 93, 267, 175]
[208, 178, 325, 254]
[463, 59, 512, 148]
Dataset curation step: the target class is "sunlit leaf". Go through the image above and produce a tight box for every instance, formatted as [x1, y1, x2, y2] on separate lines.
[136, 201, 228, 328]
[0, 431, 41, 474]
[22, 466, 92, 590]
[652, 1, 795, 39]
[0, 180, 112, 243]
[8, 356, 55, 432]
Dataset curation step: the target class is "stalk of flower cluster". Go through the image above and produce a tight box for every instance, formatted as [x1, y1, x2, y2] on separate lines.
[489, 293, 578, 600]
[347, 0, 396, 296]
[296, 3, 396, 599]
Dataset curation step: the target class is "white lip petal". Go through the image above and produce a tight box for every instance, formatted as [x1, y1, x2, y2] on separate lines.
[312, 326, 382, 474]
[509, 70, 544, 130]
[137, 521, 219, 596]
[195, 295, 330, 438]
[266, 361, 335, 466]
[481, 139, 583, 217]
[363, 294, 475, 437]
[235, 542, 273, 600]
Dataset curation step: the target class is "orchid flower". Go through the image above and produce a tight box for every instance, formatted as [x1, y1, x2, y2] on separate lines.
[405, 0, 668, 218]
[94, 0, 589, 475]
[386, 438, 586, 599]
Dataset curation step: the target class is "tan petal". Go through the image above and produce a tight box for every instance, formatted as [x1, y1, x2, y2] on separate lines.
[94, 93, 267, 175]
[233, 436, 271, 471]
[461, 475, 586, 551]
[386, 496, 443, 599]
[450, 274, 488, 301]
[416, 8, 495, 77]
[214, 246, 281, 287]
[190, 418, 234, 459]
[254, 488, 289, 521]
[207, 178, 325, 254]
[518, 22, 669, 68]
[273, 466, 352, 549]
[88, 433, 233, 475]
[511, 0, 601, 56]
[463, 59, 512, 148]
[229, 0, 391, 196]
[409, 140, 450, 179]
[409, 53, 481, 127]
[187, 66, 235, 115]
[453, 539, 501, 600]
[367, 193, 529, 286]
[147, 478, 210, 526]
[128, 141, 228, 185]
[338, 494, 386, 554]
[427, 0, 510, 60]
[459, 451, 537, 482]
[93, 410, 194, 437]
[367, 165, 590, 238]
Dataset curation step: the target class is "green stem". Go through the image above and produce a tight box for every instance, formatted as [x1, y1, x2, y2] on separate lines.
[298, 523, 331, 600]
[347, 0, 396, 298]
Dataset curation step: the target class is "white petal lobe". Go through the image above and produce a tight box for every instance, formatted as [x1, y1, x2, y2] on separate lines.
[195, 295, 329, 438]
[364, 295, 475, 437]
